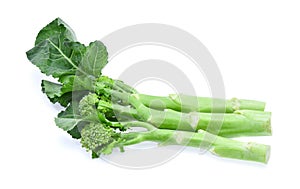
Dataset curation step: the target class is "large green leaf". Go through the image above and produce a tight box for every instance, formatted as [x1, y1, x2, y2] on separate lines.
[35, 18, 76, 45]
[27, 18, 109, 79]
[26, 39, 87, 78]
[26, 18, 87, 78]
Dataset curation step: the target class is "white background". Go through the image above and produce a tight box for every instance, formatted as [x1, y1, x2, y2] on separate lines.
[1, 0, 300, 188]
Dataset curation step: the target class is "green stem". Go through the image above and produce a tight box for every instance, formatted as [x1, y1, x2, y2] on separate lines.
[97, 94, 271, 137]
[114, 80, 137, 94]
[154, 109, 271, 137]
[140, 93, 266, 113]
[137, 94, 182, 110]
[128, 94, 271, 137]
[108, 89, 265, 113]
[122, 128, 270, 164]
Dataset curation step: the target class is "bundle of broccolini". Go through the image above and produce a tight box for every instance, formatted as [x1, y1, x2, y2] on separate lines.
[26, 18, 271, 164]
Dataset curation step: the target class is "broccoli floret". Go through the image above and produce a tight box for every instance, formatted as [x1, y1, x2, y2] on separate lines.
[80, 122, 121, 155]
[78, 93, 99, 120]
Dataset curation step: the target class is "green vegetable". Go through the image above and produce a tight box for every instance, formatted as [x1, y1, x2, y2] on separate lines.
[80, 120, 270, 163]
[91, 87, 271, 137]
[75, 93, 270, 163]
[26, 18, 272, 164]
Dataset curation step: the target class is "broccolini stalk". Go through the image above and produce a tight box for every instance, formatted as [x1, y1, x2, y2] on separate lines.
[78, 93, 270, 163]
[138, 93, 265, 112]
[95, 93, 272, 137]
[95, 77, 266, 113]
[80, 120, 270, 164]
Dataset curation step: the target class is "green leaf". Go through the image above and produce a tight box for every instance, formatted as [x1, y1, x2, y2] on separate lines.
[54, 93, 73, 107]
[35, 18, 76, 45]
[81, 41, 108, 78]
[41, 80, 62, 99]
[41, 80, 73, 107]
[41, 76, 92, 107]
[56, 104, 86, 139]
[55, 104, 82, 131]
[91, 151, 99, 158]
[58, 75, 75, 93]
[27, 19, 108, 79]
[26, 18, 88, 78]
[55, 117, 82, 131]
[57, 103, 79, 118]
[67, 126, 82, 139]
[26, 39, 87, 78]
